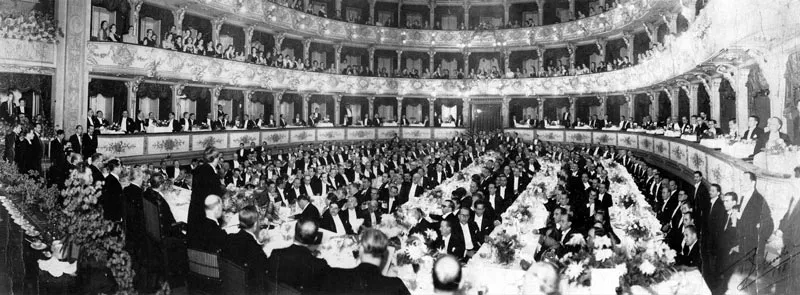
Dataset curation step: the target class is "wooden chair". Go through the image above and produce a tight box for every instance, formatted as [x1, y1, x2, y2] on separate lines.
[219, 258, 249, 294]
[186, 248, 222, 294]
[142, 197, 185, 284]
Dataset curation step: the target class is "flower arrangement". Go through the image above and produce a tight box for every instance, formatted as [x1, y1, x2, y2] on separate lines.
[762, 138, 793, 155]
[485, 230, 521, 265]
[610, 175, 626, 184]
[620, 194, 637, 209]
[396, 229, 439, 269]
[619, 239, 676, 289]
[624, 218, 651, 240]
[0, 11, 64, 43]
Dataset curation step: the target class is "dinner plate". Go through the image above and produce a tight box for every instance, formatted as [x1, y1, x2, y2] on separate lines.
[31, 241, 47, 250]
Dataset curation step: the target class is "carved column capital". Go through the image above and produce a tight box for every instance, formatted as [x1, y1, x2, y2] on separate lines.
[333, 94, 342, 103]
[623, 93, 634, 103]
[212, 17, 227, 32]
[172, 7, 187, 24]
[125, 77, 144, 93]
[210, 85, 222, 98]
[427, 97, 436, 104]
[275, 32, 287, 46]
[622, 32, 634, 49]
[244, 89, 255, 101]
[302, 93, 312, 102]
[396, 96, 404, 103]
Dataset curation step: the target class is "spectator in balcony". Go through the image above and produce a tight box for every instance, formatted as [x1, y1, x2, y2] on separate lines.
[174, 35, 183, 51]
[194, 39, 206, 55]
[223, 45, 235, 60]
[183, 37, 195, 53]
[106, 24, 120, 42]
[160, 33, 173, 49]
[294, 114, 306, 126]
[98, 21, 109, 41]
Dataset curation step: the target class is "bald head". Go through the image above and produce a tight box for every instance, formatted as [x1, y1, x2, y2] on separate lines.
[204, 194, 222, 219]
[522, 262, 560, 295]
[433, 255, 461, 292]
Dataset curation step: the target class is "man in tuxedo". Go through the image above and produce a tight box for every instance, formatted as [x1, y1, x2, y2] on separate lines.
[677, 225, 701, 268]
[82, 125, 98, 158]
[320, 202, 354, 235]
[741, 115, 763, 141]
[691, 171, 710, 219]
[702, 183, 726, 289]
[68, 125, 83, 159]
[48, 130, 67, 184]
[267, 218, 329, 292]
[777, 169, 800, 294]
[437, 219, 465, 258]
[222, 206, 269, 293]
[360, 200, 383, 228]
[167, 112, 181, 133]
[101, 159, 124, 221]
[295, 194, 321, 223]
[188, 195, 226, 252]
[561, 112, 571, 127]
[371, 114, 382, 126]
[401, 174, 424, 199]
[0, 89, 18, 123]
[244, 115, 257, 130]
[188, 147, 224, 232]
[344, 106, 353, 126]
[317, 229, 410, 294]
[117, 110, 135, 134]
[736, 172, 774, 265]
[456, 208, 480, 258]
[472, 201, 496, 241]
[754, 117, 791, 156]
[13, 99, 28, 122]
[3, 124, 19, 163]
[180, 112, 193, 132]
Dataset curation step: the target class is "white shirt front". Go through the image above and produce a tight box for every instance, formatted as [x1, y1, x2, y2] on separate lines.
[332, 214, 347, 233]
[460, 223, 474, 250]
[474, 215, 484, 228]
[409, 183, 418, 198]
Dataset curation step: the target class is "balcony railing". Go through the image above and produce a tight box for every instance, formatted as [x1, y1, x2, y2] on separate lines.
[199, 0, 677, 49]
[0, 38, 57, 75]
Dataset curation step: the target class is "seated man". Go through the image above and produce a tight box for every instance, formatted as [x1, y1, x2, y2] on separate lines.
[266, 218, 329, 292]
[317, 229, 410, 294]
[320, 202, 355, 235]
[222, 206, 269, 293]
[188, 195, 226, 252]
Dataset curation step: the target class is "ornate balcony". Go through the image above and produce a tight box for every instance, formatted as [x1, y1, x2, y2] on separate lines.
[0, 39, 57, 75]
[196, 0, 679, 49]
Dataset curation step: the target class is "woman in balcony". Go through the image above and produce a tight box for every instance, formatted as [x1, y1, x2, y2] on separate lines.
[183, 37, 194, 53]
[173, 35, 183, 51]
[106, 24, 120, 42]
[162, 33, 174, 50]
[214, 43, 223, 58]
[223, 45, 234, 60]
[195, 39, 206, 55]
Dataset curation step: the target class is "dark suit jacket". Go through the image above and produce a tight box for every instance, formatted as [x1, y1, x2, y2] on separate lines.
[222, 230, 269, 293]
[189, 164, 224, 228]
[738, 190, 774, 259]
[754, 132, 791, 155]
[89, 165, 104, 184]
[49, 138, 66, 167]
[677, 241, 702, 268]
[742, 127, 764, 141]
[143, 188, 177, 231]
[101, 174, 124, 221]
[316, 263, 410, 295]
[3, 132, 17, 162]
[117, 117, 136, 133]
[435, 233, 465, 258]
[320, 212, 355, 235]
[188, 217, 226, 253]
[81, 133, 97, 158]
[267, 244, 329, 292]
[295, 203, 321, 222]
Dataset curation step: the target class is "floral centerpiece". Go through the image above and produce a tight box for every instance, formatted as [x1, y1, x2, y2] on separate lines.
[485, 230, 522, 265]
[620, 194, 637, 209]
[0, 11, 64, 43]
[396, 229, 439, 270]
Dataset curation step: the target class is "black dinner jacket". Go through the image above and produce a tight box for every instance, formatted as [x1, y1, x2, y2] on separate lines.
[320, 212, 355, 235]
[189, 163, 224, 227]
[222, 230, 269, 292]
[315, 263, 410, 295]
[188, 217, 226, 253]
[435, 233, 466, 258]
[117, 117, 136, 133]
[295, 203, 321, 222]
[101, 174, 124, 221]
[267, 244, 330, 292]
[49, 138, 66, 168]
[676, 241, 701, 268]
[81, 133, 97, 157]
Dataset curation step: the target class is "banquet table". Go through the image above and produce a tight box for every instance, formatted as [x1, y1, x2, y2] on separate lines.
[514, 123, 532, 128]
[408, 123, 425, 127]
[440, 122, 456, 127]
[161, 186, 192, 223]
[753, 150, 800, 175]
[382, 122, 399, 126]
[316, 122, 334, 127]
[720, 141, 755, 158]
[545, 125, 565, 129]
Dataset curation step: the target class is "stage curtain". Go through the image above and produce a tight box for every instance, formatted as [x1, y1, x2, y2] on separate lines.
[378, 105, 394, 121]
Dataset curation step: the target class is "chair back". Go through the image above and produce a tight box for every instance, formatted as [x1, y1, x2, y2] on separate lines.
[187, 248, 221, 279]
[219, 258, 248, 294]
[268, 282, 301, 295]
[142, 197, 162, 243]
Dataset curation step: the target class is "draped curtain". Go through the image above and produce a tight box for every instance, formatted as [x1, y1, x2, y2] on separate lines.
[522, 107, 537, 119]
[377, 11, 393, 25]
[440, 59, 458, 77]
[219, 35, 234, 50]
[345, 103, 362, 123]
[345, 55, 361, 67]
[406, 13, 422, 26]
[377, 57, 394, 73]
[784, 52, 800, 144]
[405, 104, 422, 122]
[441, 15, 458, 30]
[405, 58, 422, 72]
[523, 59, 537, 74]
[280, 102, 294, 119]
[90, 94, 114, 122]
[311, 51, 327, 65]
[311, 102, 327, 119]
[478, 58, 499, 72]
[378, 105, 394, 121]
[282, 48, 295, 58]
[441, 105, 457, 121]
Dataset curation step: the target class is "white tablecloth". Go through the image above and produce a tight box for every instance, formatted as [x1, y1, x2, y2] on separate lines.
[720, 141, 755, 158]
[147, 126, 173, 133]
[408, 123, 425, 127]
[441, 122, 456, 127]
[316, 122, 334, 127]
[161, 186, 191, 223]
[382, 122, 399, 126]
[545, 125, 565, 129]
[515, 123, 532, 128]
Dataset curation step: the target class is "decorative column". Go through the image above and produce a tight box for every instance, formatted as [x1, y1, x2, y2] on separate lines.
[600, 0, 606, 7]
[428, 97, 436, 124]
[128, 0, 143, 41]
[124, 77, 143, 118]
[595, 38, 607, 63]
[302, 93, 311, 122]
[171, 83, 186, 116]
[622, 32, 635, 62]
[368, 46, 375, 72]
[428, 49, 436, 73]
[703, 77, 722, 123]
[685, 83, 699, 116]
[397, 1, 403, 27]
[503, 2, 510, 24]
[759, 53, 790, 131]
[537, 0, 545, 26]
[303, 0, 310, 10]
[396, 97, 404, 121]
[211, 17, 226, 46]
[334, 43, 342, 72]
[54, 0, 91, 132]
[537, 97, 544, 119]
[566, 43, 576, 71]
[273, 91, 283, 121]
[597, 95, 608, 118]
[302, 38, 312, 62]
[569, 0, 576, 19]
[463, 50, 471, 73]
[503, 48, 511, 73]
[244, 25, 255, 55]
[502, 96, 511, 128]
[336, 0, 342, 19]
[368, 96, 375, 119]
[369, 0, 376, 22]
[274, 32, 286, 55]
[396, 50, 403, 72]
[569, 96, 577, 121]
[333, 94, 342, 126]
[535, 46, 545, 72]
[624, 93, 635, 120]
[643, 22, 659, 47]
[662, 13, 678, 35]
[172, 7, 186, 32]
[463, 3, 470, 29]
[732, 67, 751, 132]
[462, 98, 471, 126]
[243, 90, 253, 117]
[428, 2, 436, 27]
[665, 87, 678, 118]
[647, 91, 659, 121]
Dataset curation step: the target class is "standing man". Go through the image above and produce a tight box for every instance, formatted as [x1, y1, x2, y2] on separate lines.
[82, 125, 98, 158]
[3, 124, 20, 163]
[344, 106, 353, 126]
[188, 147, 225, 233]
